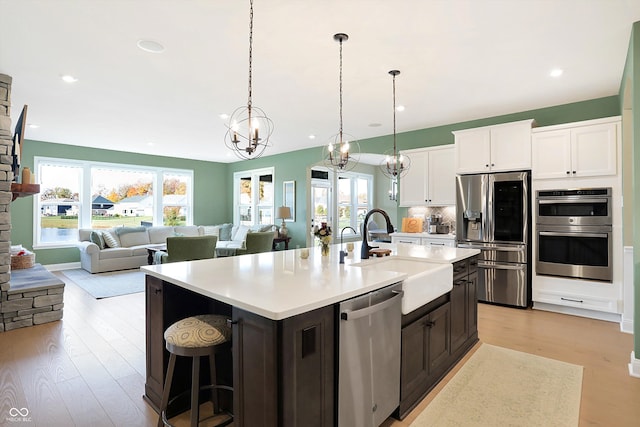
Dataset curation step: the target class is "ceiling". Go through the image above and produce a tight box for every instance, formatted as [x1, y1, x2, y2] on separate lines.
[1, 1, 639, 164]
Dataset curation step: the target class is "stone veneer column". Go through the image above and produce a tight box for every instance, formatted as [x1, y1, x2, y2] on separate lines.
[0, 74, 14, 332]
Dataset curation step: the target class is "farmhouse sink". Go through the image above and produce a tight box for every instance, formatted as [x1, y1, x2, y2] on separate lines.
[349, 256, 453, 314]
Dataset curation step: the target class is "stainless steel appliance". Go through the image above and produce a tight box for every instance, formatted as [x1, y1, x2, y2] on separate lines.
[338, 283, 403, 427]
[535, 188, 613, 282]
[456, 171, 531, 308]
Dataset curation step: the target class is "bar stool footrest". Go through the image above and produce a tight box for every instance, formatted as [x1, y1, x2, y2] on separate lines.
[160, 385, 233, 427]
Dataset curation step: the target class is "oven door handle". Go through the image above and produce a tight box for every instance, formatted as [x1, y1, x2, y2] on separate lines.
[538, 231, 609, 239]
[537, 198, 608, 205]
[477, 261, 526, 270]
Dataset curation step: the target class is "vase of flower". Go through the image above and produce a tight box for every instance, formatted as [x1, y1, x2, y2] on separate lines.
[314, 222, 332, 257]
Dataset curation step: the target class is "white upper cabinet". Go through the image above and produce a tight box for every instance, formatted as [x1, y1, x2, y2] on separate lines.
[399, 146, 455, 207]
[532, 118, 619, 180]
[453, 119, 535, 174]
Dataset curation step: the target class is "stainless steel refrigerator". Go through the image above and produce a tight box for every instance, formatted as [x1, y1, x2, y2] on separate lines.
[456, 171, 531, 308]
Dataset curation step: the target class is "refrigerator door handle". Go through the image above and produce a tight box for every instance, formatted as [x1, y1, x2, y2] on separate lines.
[478, 261, 526, 270]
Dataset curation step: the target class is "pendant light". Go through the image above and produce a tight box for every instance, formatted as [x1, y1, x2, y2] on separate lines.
[324, 33, 359, 172]
[224, 0, 273, 160]
[380, 70, 410, 179]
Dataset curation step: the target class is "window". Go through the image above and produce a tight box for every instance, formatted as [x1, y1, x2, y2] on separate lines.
[234, 167, 274, 226]
[337, 173, 372, 234]
[34, 157, 193, 248]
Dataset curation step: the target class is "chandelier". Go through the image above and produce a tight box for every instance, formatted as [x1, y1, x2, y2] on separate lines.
[324, 33, 359, 172]
[224, 0, 273, 160]
[380, 70, 410, 179]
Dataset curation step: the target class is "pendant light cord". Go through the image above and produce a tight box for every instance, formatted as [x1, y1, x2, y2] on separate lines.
[247, 0, 254, 110]
[392, 72, 397, 156]
[338, 36, 343, 144]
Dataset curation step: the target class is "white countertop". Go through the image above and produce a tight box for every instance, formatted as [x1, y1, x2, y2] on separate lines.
[141, 241, 479, 321]
[390, 232, 456, 240]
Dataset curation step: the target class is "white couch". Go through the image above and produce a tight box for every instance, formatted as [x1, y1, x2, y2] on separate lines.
[76, 224, 275, 273]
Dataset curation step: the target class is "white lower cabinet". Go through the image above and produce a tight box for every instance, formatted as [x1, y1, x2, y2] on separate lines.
[391, 234, 456, 247]
[421, 237, 455, 247]
[391, 236, 421, 245]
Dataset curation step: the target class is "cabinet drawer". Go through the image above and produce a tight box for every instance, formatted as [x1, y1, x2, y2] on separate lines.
[533, 290, 618, 313]
[452, 260, 467, 280]
[421, 238, 455, 248]
[392, 236, 421, 245]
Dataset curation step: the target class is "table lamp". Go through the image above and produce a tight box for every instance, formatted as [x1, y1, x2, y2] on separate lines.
[277, 206, 292, 237]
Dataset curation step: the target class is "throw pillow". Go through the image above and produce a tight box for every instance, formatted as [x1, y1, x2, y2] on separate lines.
[233, 224, 250, 242]
[89, 231, 105, 249]
[218, 223, 233, 241]
[202, 225, 221, 238]
[102, 230, 121, 248]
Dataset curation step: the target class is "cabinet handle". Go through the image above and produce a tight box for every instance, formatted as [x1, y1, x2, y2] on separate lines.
[226, 318, 240, 327]
[453, 280, 465, 286]
[485, 164, 489, 168]
[560, 297, 583, 303]
[572, 170, 576, 174]
[424, 320, 435, 328]
[154, 288, 161, 294]
[566, 171, 570, 175]
[491, 163, 495, 167]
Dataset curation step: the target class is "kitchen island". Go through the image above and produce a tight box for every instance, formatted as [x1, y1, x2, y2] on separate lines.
[142, 242, 479, 426]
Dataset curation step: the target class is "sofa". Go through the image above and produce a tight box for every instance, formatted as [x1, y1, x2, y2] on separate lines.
[76, 223, 276, 273]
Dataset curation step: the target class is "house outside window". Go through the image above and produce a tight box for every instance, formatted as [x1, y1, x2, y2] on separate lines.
[34, 157, 193, 248]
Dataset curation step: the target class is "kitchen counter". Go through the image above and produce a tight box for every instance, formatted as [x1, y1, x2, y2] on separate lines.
[141, 241, 478, 320]
[390, 232, 456, 240]
[142, 241, 480, 424]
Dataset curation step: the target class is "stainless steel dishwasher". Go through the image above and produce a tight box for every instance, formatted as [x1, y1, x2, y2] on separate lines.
[338, 283, 403, 427]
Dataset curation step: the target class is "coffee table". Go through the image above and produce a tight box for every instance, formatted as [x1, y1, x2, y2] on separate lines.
[146, 246, 167, 265]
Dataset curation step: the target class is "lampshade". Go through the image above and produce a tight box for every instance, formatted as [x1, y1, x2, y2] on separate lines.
[277, 206, 292, 220]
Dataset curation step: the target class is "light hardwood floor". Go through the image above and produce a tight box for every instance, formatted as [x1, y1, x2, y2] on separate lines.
[0, 272, 638, 426]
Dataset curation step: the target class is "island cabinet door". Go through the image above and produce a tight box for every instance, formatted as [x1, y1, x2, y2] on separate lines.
[450, 275, 470, 352]
[427, 302, 451, 372]
[231, 307, 278, 427]
[467, 271, 478, 339]
[400, 314, 429, 402]
[232, 305, 335, 427]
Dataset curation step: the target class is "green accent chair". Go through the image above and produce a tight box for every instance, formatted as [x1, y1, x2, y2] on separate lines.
[160, 235, 218, 263]
[235, 231, 275, 256]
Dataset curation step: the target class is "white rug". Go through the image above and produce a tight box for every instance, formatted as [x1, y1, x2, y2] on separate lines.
[61, 268, 145, 299]
[410, 344, 583, 427]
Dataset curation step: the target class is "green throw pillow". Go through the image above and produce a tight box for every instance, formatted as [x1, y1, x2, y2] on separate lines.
[89, 231, 105, 249]
[218, 223, 233, 241]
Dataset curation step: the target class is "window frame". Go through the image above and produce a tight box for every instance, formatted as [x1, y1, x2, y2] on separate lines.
[33, 156, 194, 249]
[233, 167, 275, 227]
[336, 171, 373, 235]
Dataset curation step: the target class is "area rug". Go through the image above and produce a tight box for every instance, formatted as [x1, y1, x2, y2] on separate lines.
[60, 268, 145, 299]
[410, 344, 583, 427]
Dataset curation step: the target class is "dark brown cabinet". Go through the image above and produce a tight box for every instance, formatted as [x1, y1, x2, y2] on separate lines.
[398, 256, 479, 419]
[145, 276, 334, 427]
[231, 305, 334, 427]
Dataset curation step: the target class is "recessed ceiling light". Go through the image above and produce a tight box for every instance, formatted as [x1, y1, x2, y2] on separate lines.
[137, 39, 165, 54]
[369, 123, 382, 127]
[550, 68, 563, 78]
[61, 75, 78, 83]
[146, 142, 154, 146]
[308, 134, 316, 140]
[396, 105, 405, 112]
[219, 114, 229, 120]
[28, 123, 39, 129]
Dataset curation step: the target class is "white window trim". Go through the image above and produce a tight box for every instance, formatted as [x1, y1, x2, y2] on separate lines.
[337, 171, 373, 234]
[233, 167, 275, 226]
[33, 156, 194, 249]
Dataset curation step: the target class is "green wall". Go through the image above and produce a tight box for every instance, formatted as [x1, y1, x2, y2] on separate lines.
[14, 140, 229, 265]
[620, 21, 640, 358]
[14, 96, 620, 265]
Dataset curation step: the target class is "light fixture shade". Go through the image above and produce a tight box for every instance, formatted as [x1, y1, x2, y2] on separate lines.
[380, 69, 410, 179]
[277, 206, 292, 220]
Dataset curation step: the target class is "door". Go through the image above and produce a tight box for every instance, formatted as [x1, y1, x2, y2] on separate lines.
[455, 174, 488, 243]
[454, 128, 491, 174]
[532, 129, 572, 179]
[489, 121, 532, 171]
[399, 149, 427, 206]
[489, 172, 528, 244]
[427, 147, 455, 205]
[310, 176, 331, 246]
[477, 261, 528, 307]
[571, 123, 617, 177]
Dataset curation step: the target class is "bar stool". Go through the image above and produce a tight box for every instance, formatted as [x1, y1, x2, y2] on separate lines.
[158, 314, 233, 427]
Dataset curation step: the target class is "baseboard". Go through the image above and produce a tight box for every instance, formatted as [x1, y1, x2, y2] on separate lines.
[629, 352, 640, 378]
[533, 302, 621, 323]
[42, 262, 81, 271]
[620, 318, 634, 334]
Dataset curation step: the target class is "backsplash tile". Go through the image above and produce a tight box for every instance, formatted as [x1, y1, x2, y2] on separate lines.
[407, 206, 456, 234]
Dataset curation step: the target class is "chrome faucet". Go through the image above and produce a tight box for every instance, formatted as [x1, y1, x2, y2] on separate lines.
[340, 226, 357, 264]
[360, 209, 395, 259]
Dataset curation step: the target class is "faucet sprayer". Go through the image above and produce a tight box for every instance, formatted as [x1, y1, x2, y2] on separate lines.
[339, 226, 357, 264]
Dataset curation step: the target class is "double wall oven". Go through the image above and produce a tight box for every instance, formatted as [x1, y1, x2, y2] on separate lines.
[535, 188, 612, 282]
